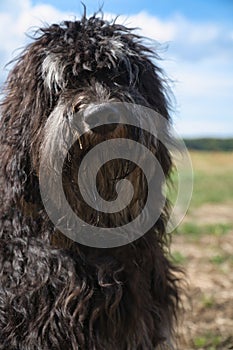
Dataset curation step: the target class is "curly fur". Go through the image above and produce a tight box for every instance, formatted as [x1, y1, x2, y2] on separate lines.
[0, 13, 181, 349]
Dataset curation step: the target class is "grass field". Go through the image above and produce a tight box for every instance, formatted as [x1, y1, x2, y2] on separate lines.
[184, 151, 233, 207]
[170, 151, 233, 350]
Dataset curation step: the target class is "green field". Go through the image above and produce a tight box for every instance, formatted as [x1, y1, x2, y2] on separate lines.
[170, 151, 233, 350]
[185, 151, 233, 207]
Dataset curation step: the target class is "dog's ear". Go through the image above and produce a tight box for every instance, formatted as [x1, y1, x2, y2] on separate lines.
[137, 58, 171, 121]
[135, 57, 173, 175]
[0, 40, 50, 211]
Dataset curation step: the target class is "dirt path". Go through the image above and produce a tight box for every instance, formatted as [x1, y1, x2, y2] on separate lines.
[184, 203, 233, 225]
[172, 229, 233, 349]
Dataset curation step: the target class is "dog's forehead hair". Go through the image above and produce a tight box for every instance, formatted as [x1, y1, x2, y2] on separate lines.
[39, 17, 152, 93]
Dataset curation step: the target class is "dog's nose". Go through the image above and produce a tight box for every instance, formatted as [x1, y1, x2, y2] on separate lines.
[84, 105, 119, 134]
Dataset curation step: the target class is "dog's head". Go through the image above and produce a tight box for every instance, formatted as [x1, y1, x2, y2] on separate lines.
[0, 16, 180, 348]
[1, 14, 172, 247]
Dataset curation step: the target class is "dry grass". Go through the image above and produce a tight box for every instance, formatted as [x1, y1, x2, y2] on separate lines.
[171, 151, 233, 350]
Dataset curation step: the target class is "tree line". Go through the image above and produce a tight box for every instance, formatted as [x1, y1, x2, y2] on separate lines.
[183, 138, 233, 151]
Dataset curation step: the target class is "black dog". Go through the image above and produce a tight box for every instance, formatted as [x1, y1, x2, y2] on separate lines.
[0, 13, 181, 349]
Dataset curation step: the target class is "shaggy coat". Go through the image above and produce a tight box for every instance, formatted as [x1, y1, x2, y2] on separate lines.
[0, 14, 181, 349]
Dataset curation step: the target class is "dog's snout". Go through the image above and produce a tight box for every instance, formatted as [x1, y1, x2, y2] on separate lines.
[84, 105, 119, 134]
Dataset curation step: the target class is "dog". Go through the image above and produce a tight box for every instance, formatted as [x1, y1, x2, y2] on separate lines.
[0, 13, 181, 350]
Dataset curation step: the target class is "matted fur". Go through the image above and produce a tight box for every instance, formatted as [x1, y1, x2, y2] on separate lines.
[0, 13, 181, 350]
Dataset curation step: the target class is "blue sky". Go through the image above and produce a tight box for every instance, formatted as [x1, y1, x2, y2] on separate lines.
[29, 0, 233, 23]
[0, 0, 233, 137]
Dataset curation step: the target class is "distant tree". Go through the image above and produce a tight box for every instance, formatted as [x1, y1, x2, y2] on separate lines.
[184, 138, 233, 151]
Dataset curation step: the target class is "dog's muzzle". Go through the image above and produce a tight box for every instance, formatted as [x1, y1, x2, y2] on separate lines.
[83, 104, 120, 134]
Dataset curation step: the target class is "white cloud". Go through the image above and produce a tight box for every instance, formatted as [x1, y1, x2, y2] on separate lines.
[0, 0, 74, 76]
[117, 11, 178, 42]
[120, 12, 233, 136]
[165, 57, 233, 136]
[120, 12, 233, 62]
[0, 1, 232, 136]
[174, 119, 233, 138]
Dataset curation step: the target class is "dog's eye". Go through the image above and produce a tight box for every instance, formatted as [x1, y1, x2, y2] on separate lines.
[73, 105, 80, 113]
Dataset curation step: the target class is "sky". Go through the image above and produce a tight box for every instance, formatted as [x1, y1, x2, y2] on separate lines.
[0, 0, 232, 137]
